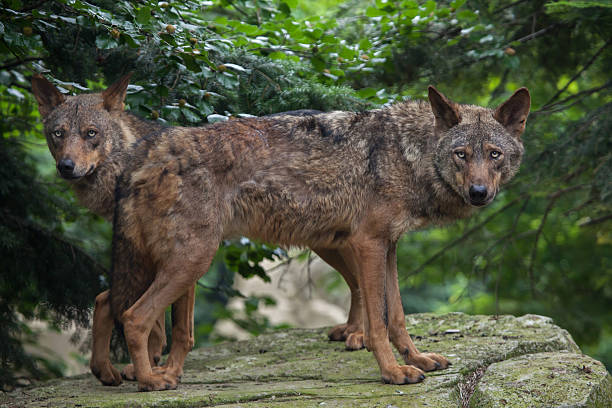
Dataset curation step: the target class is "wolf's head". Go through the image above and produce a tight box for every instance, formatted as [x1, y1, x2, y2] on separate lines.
[428, 86, 530, 207]
[31, 74, 131, 181]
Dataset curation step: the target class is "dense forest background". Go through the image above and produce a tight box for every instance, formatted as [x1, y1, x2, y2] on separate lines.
[0, 0, 610, 388]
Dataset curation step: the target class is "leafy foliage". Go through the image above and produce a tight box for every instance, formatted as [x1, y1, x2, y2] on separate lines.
[0, 135, 105, 387]
[0, 0, 611, 386]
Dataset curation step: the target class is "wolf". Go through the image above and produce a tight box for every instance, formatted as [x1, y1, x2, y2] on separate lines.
[31, 74, 187, 386]
[32, 74, 529, 391]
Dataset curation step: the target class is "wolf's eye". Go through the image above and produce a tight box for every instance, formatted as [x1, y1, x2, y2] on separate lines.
[87, 129, 97, 138]
[53, 130, 63, 138]
[455, 151, 466, 159]
[490, 151, 501, 159]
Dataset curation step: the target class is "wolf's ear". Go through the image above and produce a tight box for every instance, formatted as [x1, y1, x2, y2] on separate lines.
[428, 86, 461, 132]
[494, 87, 530, 138]
[102, 73, 132, 112]
[31, 74, 66, 117]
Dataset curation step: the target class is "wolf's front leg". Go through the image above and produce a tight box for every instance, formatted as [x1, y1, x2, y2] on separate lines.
[153, 285, 196, 380]
[386, 244, 450, 372]
[350, 236, 425, 384]
[122, 249, 217, 391]
[90, 290, 122, 386]
[120, 312, 166, 381]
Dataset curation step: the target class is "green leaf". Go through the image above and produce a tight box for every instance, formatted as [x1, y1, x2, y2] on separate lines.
[402, 0, 419, 8]
[357, 87, 377, 98]
[181, 107, 200, 123]
[436, 7, 450, 17]
[216, 72, 239, 89]
[366, 6, 387, 17]
[135, 6, 151, 25]
[456, 9, 477, 20]
[305, 28, 324, 40]
[157, 85, 169, 97]
[268, 51, 287, 60]
[95, 34, 118, 49]
[359, 38, 372, 51]
[329, 68, 345, 77]
[310, 55, 325, 71]
[233, 22, 259, 35]
[122, 33, 140, 48]
[182, 54, 202, 73]
[283, 0, 297, 9]
[339, 46, 356, 59]
[195, 101, 213, 116]
[278, 2, 291, 15]
[423, 0, 436, 14]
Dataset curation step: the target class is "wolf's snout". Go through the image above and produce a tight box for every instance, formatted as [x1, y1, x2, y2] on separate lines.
[57, 158, 76, 178]
[468, 185, 488, 206]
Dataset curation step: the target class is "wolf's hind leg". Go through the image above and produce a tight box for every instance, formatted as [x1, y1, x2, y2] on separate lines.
[314, 248, 365, 350]
[385, 245, 450, 372]
[121, 312, 166, 381]
[90, 290, 123, 386]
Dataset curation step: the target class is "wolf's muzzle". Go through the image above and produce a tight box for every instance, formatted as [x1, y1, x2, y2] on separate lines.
[57, 158, 76, 179]
[468, 184, 489, 206]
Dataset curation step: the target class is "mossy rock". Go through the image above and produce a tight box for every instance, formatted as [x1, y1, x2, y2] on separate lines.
[1, 313, 610, 407]
[470, 352, 612, 408]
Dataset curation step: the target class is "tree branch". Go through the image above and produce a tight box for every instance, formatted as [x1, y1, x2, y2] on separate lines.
[403, 195, 528, 280]
[579, 213, 612, 227]
[541, 39, 611, 109]
[480, 196, 531, 261]
[527, 185, 588, 296]
[563, 197, 594, 216]
[507, 24, 557, 46]
[0, 56, 44, 70]
[224, 0, 249, 18]
[532, 82, 612, 115]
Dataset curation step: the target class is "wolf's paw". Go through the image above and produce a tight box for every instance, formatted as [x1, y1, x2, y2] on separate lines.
[121, 364, 137, 381]
[381, 365, 426, 385]
[404, 352, 451, 372]
[345, 331, 365, 350]
[328, 323, 350, 341]
[329, 323, 363, 342]
[137, 372, 179, 392]
[153, 364, 183, 380]
[91, 360, 123, 386]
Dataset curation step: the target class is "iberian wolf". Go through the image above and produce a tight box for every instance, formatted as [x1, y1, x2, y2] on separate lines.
[32, 74, 530, 391]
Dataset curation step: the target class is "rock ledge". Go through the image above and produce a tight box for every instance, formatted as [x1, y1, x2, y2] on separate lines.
[2, 313, 610, 407]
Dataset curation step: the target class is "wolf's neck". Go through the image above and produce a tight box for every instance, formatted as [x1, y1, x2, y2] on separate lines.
[71, 113, 164, 221]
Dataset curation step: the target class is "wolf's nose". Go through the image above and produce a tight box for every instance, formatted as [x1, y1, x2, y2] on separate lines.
[57, 158, 75, 176]
[469, 185, 488, 203]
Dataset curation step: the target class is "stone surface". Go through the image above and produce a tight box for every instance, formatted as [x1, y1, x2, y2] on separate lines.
[470, 352, 612, 408]
[1, 313, 610, 408]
